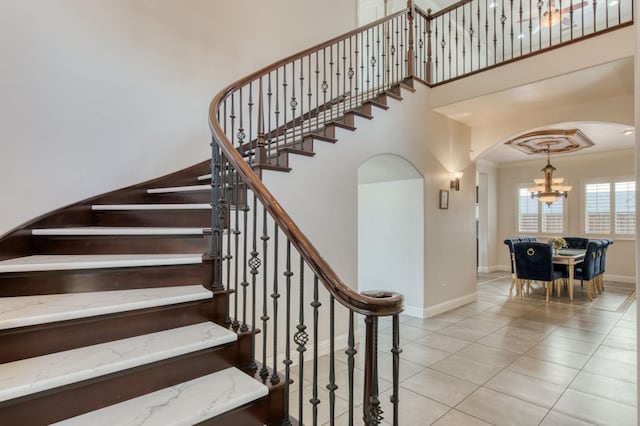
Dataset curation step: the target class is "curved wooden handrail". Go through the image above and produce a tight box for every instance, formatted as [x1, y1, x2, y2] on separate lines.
[208, 11, 408, 317]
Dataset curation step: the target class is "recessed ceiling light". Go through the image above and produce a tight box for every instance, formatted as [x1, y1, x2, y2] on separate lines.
[623, 129, 634, 136]
[489, 2, 497, 8]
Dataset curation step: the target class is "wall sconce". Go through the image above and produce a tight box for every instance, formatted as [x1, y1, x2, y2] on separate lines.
[450, 172, 463, 191]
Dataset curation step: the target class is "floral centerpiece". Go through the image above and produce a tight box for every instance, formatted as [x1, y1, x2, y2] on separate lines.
[548, 237, 567, 254]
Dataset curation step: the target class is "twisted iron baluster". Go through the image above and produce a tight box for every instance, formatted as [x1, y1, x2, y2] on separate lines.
[295, 257, 307, 423]
[391, 314, 402, 426]
[311, 275, 322, 426]
[327, 296, 337, 425]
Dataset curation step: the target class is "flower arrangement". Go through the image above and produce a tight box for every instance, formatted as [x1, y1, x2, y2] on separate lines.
[548, 237, 567, 250]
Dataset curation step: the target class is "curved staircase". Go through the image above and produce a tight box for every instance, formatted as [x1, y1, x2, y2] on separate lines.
[0, 70, 415, 426]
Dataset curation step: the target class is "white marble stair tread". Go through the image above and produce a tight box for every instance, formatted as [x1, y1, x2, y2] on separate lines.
[92, 203, 211, 210]
[53, 367, 268, 426]
[0, 254, 202, 273]
[0, 285, 211, 330]
[0, 322, 237, 403]
[32, 227, 206, 236]
[147, 184, 210, 194]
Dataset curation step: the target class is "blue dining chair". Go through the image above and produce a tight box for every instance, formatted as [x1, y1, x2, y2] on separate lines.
[563, 237, 589, 249]
[596, 239, 613, 293]
[514, 242, 563, 302]
[504, 238, 521, 293]
[574, 240, 602, 301]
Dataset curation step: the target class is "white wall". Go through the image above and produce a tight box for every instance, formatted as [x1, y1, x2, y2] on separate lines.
[496, 149, 636, 281]
[0, 0, 357, 235]
[264, 83, 477, 318]
[358, 178, 425, 316]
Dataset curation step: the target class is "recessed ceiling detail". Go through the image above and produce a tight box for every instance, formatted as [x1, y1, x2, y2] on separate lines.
[504, 129, 595, 155]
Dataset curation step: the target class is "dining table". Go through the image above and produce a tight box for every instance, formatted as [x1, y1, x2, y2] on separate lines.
[553, 248, 586, 301]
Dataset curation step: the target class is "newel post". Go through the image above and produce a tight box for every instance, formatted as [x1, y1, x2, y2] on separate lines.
[426, 8, 433, 84]
[363, 315, 382, 425]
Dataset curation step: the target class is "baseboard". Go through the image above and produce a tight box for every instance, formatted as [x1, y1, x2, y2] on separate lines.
[402, 305, 424, 318]
[604, 274, 636, 284]
[420, 292, 478, 319]
[477, 265, 504, 273]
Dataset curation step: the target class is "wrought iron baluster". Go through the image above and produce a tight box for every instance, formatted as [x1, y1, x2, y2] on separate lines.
[260, 206, 270, 381]
[269, 71, 276, 167]
[346, 311, 357, 426]
[299, 57, 305, 149]
[348, 37, 354, 113]
[537, 0, 542, 53]
[240, 170, 249, 332]
[282, 240, 293, 426]
[315, 51, 320, 133]
[366, 29, 371, 99]
[501, 0, 506, 61]
[342, 40, 347, 116]
[376, 23, 381, 90]
[329, 44, 334, 122]
[454, 8, 459, 77]
[281, 68, 287, 165]
[270, 222, 280, 385]
[308, 54, 313, 135]
[570, 0, 574, 40]
[510, 0, 514, 59]
[322, 48, 328, 130]
[327, 296, 337, 425]
[228, 160, 238, 331]
[462, 5, 466, 74]
[426, 10, 433, 83]
[469, 3, 475, 71]
[311, 275, 322, 426]
[519, 0, 523, 54]
[295, 256, 307, 424]
[493, 0, 497, 64]
[592, 0, 597, 34]
[290, 61, 298, 151]
[485, 0, 489, 66]
[248, 188, 259, 370]
[391, 314, 401, 426]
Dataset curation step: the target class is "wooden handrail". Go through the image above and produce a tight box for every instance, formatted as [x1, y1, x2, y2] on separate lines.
[208, 12, 407, 317]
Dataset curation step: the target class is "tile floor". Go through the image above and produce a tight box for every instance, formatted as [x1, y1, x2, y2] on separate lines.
[293, 273, 637, 425]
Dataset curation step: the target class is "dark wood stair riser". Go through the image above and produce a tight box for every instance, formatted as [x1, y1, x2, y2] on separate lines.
[0, 260, 214, 296]
[0, 298, 220, 363]
[199, 384, 285, 426]
[0, 334, 253, 426]
[32, 234, 212, 255]
[93, 209, 212, 227]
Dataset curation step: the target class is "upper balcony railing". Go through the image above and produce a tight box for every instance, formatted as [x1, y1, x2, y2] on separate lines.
[413, 0, 633, 85]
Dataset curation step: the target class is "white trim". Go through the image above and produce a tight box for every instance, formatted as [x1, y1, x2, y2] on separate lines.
[32, 227, 206, 236]
[420, 292, 478, 319]
[604, 274, 636, 284]
[92, 204, 211, 211]
[477, 265, 505, 273]
[147, 185, 209, 194]
[402, 305, 424, 318]
[197, 174, 212, 181]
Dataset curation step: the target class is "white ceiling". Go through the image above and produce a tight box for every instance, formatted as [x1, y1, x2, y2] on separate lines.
[432, 57, 634, 164]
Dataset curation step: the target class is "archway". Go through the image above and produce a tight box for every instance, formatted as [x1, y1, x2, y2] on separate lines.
[357, 154, 425, 317]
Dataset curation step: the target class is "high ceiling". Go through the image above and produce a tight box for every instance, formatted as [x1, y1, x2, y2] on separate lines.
[432, 57, 634, 164]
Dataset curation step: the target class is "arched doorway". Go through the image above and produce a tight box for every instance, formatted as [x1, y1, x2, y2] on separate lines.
[357, 154, 425, 316]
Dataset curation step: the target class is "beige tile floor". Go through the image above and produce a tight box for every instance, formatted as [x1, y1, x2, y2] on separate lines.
[292, 273, 637, 425]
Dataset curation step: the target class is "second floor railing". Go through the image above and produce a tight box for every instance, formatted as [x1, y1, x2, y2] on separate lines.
[418, 0, 633, 85]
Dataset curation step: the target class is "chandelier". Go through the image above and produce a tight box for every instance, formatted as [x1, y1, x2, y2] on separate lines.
[528, 147, 572, 205]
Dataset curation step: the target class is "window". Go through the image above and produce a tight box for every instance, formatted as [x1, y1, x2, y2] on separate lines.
[517, 184, 565, 234]
[584, 179, 636, 236]
[615, 181, 636, 234]
[584, 182, 610, 234]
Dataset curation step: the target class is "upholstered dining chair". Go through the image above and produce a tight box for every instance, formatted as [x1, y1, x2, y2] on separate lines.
[504, 239, 520, 293]
[573, 240, 602, 301]
[596, 239, 613, 293]
[513, 242, 563, 303]
[563, 237, 589, 249]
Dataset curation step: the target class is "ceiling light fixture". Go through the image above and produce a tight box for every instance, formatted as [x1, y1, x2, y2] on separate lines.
[528, 144, 572, 206]
[541, 1, 563, 27]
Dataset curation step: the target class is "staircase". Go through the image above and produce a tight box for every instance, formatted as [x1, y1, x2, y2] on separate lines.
[0, 66, 414, 426]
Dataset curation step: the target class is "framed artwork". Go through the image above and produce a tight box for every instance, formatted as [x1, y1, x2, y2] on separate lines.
[439, 189, 449, 209]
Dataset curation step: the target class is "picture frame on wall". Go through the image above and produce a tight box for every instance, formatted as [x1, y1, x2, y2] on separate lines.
[439, 189, 449, 209]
